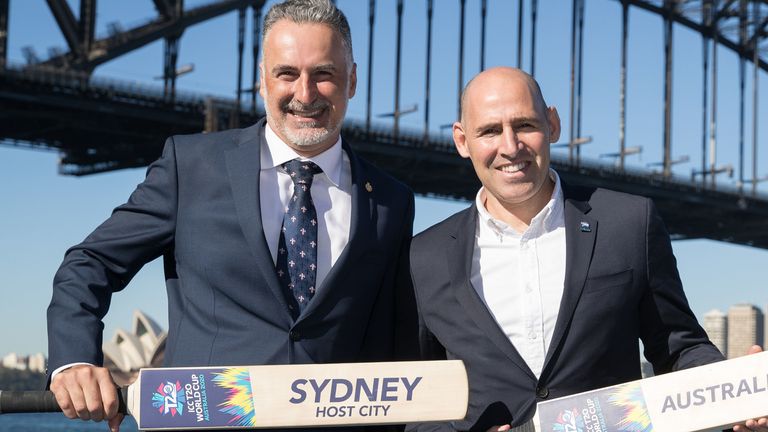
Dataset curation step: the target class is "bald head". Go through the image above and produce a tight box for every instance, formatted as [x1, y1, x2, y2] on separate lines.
[459, 67, 548, 124]
[451, 66, 561, 227]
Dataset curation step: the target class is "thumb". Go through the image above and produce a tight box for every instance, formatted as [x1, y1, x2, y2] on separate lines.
[108, 412, 124, 432]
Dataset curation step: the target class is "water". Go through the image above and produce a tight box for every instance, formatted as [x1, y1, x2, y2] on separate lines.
[0, 413, 139, 431]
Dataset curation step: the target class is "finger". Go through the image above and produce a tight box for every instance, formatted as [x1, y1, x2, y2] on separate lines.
[83, 380, 106, 422]
[740, 418, 766, 432]
[747, 345, 763, 355]
[108, 412, 125, 432]
[753, 417, 768, 432]
[69, 367, 105, 421]
[49, 381, 77, 419]
[69, 383, 91, 420]
[86, 367, 120, 422]
[95, 369, 119, 420]
[53, 370, 92, 420]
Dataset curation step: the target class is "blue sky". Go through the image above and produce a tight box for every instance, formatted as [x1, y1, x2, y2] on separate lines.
[1, 0, 767, 356]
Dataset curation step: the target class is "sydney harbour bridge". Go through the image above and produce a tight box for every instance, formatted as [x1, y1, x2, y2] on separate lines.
[2, 0, 768, 248]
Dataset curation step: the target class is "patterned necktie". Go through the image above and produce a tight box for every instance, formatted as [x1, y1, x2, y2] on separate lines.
[276, 159, 323, 318]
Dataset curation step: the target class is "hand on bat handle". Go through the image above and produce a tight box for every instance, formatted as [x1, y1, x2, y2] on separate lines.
[49, 364, 126, 432]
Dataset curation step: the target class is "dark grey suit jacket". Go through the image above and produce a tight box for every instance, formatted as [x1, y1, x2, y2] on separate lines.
[409, 183, 723, 431]
[47, 119, 418, 378]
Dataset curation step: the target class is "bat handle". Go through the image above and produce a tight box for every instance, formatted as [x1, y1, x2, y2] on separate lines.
[0, 388, 128, 414]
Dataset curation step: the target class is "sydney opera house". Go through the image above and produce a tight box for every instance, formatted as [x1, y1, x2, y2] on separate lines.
[102, 310, 166, 385]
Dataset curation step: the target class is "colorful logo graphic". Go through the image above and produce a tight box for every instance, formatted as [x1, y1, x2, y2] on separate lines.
[551, 408, 585, 432]
[607, 382, 653, 431]
[152, 380, 186, 416]
[212, 368, 257, 426]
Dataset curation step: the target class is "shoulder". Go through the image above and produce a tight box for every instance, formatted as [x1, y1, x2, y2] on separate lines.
[169, 124, 258, 153]
[345, 142, 413, 199]
[412, 206, 474, 251]
[564, 183, 651, 214]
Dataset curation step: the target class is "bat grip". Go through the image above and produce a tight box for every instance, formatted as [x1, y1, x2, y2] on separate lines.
[0, 388, 128, 414]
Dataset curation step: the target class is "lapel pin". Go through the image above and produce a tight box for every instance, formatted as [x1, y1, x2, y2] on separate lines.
[580, 221, 591, 232]
[365, 182, 373, 193]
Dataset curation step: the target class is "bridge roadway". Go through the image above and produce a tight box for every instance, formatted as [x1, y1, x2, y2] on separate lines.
[2, 66, 768, 249]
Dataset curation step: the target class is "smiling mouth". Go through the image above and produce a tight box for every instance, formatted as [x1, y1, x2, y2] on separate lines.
[290, 108, 325, 118]
[498, 161, 529, 174]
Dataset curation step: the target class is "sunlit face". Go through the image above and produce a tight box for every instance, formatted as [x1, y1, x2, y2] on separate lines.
[260, 20, 356, 157]
[453, 68, 561, 220]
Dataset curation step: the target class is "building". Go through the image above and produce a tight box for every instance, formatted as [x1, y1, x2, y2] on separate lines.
[727, 304, 764, 359]
[702, 309, 727, 357]
[27, 353, 46, 373]
[102, 310, 166, 385]
[1, 352, 23, 370]
[1, 352, 46, 372]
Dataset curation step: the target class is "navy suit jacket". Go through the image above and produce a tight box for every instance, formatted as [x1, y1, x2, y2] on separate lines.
[48, 119, 418, 376]
[409, 183, 723, 431]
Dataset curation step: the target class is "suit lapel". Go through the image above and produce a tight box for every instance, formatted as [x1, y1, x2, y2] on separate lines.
[299, 140, 374, 320]
[449, 206, 536, 379]
[542, 191, 597, 374]
[224, 120, 292, 324]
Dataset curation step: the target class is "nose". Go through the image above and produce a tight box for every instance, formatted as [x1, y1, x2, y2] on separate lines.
[500, 127, 521, 158]
[294, 74, 318, 105]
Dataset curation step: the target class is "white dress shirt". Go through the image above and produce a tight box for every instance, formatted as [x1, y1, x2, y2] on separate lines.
[471, 170, 566, 377]
[259, 124, 352, 292]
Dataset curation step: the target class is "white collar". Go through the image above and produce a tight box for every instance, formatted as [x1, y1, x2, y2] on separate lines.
[260, 123, 343, 187]
[475, 169, 564, 238]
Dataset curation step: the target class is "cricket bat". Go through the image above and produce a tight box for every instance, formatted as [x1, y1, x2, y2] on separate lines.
[0, 360, 468, 430]
[531, 350, 768, 432]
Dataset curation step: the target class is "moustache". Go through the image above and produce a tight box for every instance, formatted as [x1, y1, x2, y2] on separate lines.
[282, 99, 329, 113]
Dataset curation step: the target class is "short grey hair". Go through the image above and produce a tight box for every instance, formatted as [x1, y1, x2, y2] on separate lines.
[262, 0, 354, 63]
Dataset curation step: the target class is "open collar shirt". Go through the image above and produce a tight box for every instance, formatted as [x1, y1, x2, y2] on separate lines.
[471, 169, 566, 377]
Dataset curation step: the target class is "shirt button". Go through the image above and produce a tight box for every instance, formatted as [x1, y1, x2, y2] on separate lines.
[536, 386, 550, 398]
[528, 332, 537, 339]
[289, 330, 301, 341]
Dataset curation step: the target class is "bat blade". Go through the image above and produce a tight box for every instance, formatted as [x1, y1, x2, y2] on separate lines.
[130, 360, 468, 430]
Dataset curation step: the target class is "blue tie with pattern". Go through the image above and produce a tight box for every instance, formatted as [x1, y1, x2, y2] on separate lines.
[276, 159, 323, 318]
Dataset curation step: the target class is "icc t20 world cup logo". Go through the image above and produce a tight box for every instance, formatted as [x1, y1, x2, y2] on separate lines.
[152, 380, 186, 416]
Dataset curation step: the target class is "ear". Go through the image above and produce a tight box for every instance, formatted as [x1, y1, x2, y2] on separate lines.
[453, 121, 470, 159]
[348, 62, 357, 98]
[258, 63, 266, 99]
[547, 106, 561, 143]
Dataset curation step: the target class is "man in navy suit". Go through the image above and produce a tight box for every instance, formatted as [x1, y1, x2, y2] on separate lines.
[409, 67, 766, 432]
[47, 1, 417, 430]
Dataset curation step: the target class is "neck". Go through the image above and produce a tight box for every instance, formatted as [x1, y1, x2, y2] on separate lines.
[483, 179, 555, 232]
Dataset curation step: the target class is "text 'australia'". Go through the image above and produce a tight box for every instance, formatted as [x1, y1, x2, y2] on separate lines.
[661, 374, 768, 413]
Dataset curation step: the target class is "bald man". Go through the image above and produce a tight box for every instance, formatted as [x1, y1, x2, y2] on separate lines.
[408, 67, 731, 431]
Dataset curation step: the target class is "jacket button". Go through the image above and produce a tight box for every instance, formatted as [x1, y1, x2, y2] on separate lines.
[536, 386, 549, 398]
[289, 330, 301, 341]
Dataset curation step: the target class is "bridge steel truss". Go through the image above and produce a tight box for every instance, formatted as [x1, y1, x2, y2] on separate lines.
[2, 0, 768, 249]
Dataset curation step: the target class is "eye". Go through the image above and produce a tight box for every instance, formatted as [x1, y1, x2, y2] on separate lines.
[275, 70, 298, 80]
[478, 126, 501, 137]
[314, 70, 334, 81]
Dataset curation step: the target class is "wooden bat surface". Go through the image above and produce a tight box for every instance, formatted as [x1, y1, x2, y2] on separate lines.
[0, 360, 468, 430]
